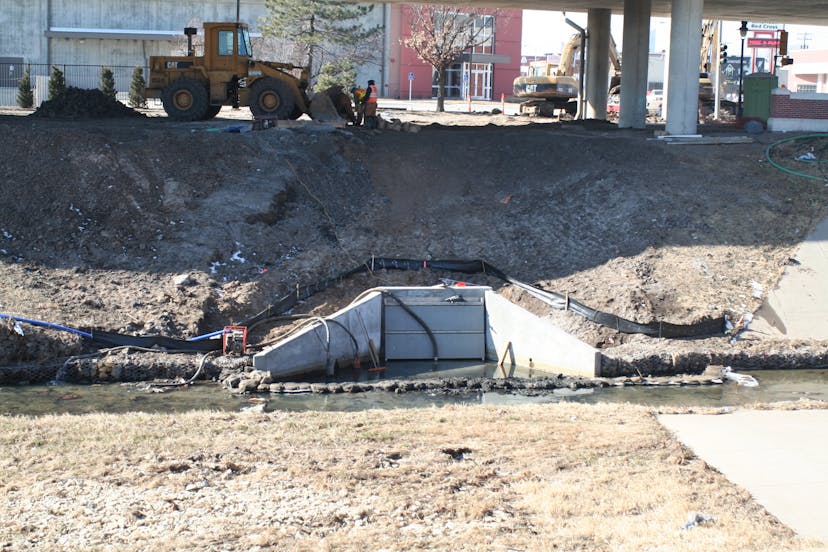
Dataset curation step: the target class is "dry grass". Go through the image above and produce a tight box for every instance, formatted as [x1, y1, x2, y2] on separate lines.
[0, 403, 823, 551]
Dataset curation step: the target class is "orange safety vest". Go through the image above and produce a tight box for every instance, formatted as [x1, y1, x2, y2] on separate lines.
[353, 88, 366, 101]
[366, 83, 378, 103]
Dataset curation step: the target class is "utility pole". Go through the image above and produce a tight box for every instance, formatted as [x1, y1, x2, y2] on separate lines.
[713, 20, 722, 120]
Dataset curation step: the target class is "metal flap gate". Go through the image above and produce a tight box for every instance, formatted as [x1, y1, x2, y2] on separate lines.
[382, 287, 487, 361]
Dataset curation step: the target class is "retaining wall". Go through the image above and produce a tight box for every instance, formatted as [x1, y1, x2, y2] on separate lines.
[768, 88, 828, 132]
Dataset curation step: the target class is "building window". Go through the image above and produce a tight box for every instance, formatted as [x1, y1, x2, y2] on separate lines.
[238, 28, 251, 57]
[797, 84, 817, 93]
[432, 63, 464, 99]
[472, 15, 494, 55]
[218, 31, 234, 56]
[0, 58, 24, 87]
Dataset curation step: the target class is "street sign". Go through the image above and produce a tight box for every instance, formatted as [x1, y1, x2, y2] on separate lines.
[408, 72, 414, 81]
[748, 22, 781, 31]
[748, 38, 780, 48]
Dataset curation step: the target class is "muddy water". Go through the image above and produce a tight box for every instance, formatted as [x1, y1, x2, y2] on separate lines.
[1, 366, 827, 417]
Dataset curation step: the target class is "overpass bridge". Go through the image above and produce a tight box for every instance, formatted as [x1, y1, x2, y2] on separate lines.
[387, 0, 828, 134]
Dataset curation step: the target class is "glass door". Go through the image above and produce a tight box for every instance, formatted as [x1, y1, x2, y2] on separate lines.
[462, 62, 492, 100]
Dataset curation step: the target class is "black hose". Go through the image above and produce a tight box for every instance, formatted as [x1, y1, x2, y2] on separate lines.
[246, 314, 359, 357]
[59, 256, 723, 354]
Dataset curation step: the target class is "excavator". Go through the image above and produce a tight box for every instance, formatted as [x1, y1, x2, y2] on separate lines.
[144, 22, 311, 121]
[513, 33, 621, 117]
[697, 20, 717, 108]
[516, 21, 717, 118]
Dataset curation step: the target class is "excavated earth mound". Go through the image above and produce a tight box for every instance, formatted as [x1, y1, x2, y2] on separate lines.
[1, 112, 827, 383]
[31, 87, 144, 119]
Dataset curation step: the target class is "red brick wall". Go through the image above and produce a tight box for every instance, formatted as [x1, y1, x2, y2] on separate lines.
[387, 5, 522, 100]
[771, 94, 828, 120]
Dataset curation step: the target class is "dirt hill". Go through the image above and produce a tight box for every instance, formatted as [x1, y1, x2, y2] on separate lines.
[1, 109, 826, 372]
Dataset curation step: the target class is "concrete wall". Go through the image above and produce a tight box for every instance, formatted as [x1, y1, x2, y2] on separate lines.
[484, 291, 601, 378]
[0, 0, 383, 95]
[0, 0, 49, 63]
[253, 292, 382, 379]
[1, 0, 261, 66]
[252, 286, 602, 380]
[769, 87, 828, 131]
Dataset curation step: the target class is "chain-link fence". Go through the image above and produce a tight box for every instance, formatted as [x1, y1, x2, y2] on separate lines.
[0, 63, 149, 107]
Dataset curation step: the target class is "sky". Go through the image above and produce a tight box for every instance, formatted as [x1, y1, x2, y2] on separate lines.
[521, 10, 828, 57]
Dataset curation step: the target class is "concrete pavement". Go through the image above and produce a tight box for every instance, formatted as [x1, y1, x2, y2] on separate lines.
[659, 409, 828, 544]
[751, 216, 828, 340]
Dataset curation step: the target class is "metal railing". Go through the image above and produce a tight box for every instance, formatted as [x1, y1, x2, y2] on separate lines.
[0, 64, 149, 106]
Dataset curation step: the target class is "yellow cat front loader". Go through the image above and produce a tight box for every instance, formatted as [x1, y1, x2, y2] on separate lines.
[145, 22, 310, 121]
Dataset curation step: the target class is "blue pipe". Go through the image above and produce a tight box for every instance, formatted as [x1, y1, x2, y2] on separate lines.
[186, 329, 225, 342]
[0, 313, 93, 339]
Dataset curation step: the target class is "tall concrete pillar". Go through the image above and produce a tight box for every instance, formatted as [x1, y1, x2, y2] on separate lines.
[665, 0, 704, 135]
[586, 8, 611, 120]
[618, 0, 651, 128]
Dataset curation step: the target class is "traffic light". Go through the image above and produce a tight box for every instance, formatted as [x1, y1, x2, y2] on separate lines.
[779, 30, 788, 56]
[719, 44, 728, 66]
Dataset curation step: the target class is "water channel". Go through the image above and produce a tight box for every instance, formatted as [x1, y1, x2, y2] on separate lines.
[2, 363, 827, 417]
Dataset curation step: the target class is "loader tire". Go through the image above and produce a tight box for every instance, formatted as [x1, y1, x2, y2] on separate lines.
[162, 79, 209, 121]
[537, 102, 557, 117]
[203, 105, 222, 120]
[249, 77, 295, 119]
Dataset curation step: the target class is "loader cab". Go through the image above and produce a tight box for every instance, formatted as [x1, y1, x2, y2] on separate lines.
[203, 22, 252, 72]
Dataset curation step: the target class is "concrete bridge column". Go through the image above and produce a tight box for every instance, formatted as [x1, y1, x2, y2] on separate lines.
[586, 8, 611, 120]
[665, 0, 704, 135]
[619, 0, 651, 128]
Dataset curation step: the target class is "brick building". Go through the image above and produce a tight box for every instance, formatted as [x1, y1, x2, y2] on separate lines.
[383, 6, 522, 100]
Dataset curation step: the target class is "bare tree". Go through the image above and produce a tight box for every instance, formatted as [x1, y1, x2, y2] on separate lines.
[404, 5, 497, 112]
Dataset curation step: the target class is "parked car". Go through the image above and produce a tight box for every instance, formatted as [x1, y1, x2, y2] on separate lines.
[646, 89, 663, 113]
[607, 94, 620, 113]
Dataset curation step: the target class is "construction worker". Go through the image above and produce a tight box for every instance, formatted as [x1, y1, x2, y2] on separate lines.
[350, 86, 367, 125]
[363, 79, 379, 129]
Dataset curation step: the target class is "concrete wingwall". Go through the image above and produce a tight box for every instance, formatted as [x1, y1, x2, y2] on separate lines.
[484, 291, 601, 378]
[252, 292, 382, 380]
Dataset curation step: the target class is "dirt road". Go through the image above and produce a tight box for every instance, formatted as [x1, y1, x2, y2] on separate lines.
[1, 106, 827, 377]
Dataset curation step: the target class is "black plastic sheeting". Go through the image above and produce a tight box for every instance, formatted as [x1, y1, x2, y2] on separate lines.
[89, 330, 221, 352]
[238, 257, 726, 339]
[87, 257, 725, 350]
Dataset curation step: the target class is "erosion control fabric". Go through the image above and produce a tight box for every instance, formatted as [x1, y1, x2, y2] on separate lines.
[236, 258, 725, 340]
[3, 258, 726, 352]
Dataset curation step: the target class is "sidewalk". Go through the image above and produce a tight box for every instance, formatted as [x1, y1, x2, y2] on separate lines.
[659, 409, 828, 544]
[751, 216, 828, 339]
